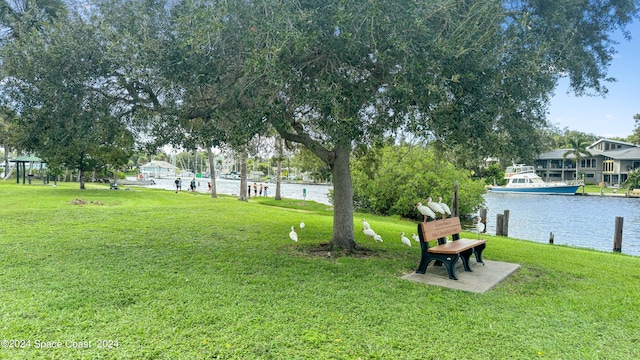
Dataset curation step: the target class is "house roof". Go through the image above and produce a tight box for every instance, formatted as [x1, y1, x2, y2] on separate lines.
[538, 139, 640, 161]
[589, 147, 640, 160]
[537, 149, 575, 160]
[589, 138, 636, 149]
[140, 160, 176, 169]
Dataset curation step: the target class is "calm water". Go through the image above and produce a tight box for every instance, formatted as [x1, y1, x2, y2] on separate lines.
[146, 177, 333, 205]
[482, 192, 640, 256]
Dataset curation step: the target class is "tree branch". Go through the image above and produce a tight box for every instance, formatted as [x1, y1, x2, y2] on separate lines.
[275, 127, 334, 166]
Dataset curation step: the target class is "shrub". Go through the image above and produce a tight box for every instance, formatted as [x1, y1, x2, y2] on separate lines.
[622, 169, 640, 189]
[352, 144, 486, 219]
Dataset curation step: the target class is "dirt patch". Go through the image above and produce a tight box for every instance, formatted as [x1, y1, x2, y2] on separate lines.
[299, 243, 377, 258]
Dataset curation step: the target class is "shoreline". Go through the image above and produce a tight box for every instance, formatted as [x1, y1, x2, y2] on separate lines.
[576, 190, 638, 198]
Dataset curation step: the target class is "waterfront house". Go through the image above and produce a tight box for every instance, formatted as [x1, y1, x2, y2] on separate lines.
[535, 139, 640, 187]
[139, 160, 178, 179]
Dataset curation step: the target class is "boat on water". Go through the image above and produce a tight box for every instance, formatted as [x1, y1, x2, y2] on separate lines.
[488, 164, 583, 195]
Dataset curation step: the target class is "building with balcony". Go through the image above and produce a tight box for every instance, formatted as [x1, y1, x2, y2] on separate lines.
[535, 139, 640, 187]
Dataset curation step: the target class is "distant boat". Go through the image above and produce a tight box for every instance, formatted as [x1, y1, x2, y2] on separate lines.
[488, 164, 582, 195]
[120, 178, 155, 186]
[221, 172, 241, 180]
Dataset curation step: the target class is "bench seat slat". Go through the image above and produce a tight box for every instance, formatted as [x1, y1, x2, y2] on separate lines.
[428, 238, 487, 254]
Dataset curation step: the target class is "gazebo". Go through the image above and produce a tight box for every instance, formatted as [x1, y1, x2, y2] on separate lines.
[9, 155, 44, 184]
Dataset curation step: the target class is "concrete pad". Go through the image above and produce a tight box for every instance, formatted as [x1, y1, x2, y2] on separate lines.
[401, 260, 520, 293]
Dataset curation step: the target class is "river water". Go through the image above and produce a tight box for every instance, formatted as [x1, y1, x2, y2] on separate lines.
[483, 192, 640, 257]
[146, 177, 333, 205]
[141, 177, 639, 256]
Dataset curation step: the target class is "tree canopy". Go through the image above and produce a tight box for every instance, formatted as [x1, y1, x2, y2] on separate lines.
[1, 14, 134, 188]
[0, 0, 66, 41]
[628, 114, 640, 144]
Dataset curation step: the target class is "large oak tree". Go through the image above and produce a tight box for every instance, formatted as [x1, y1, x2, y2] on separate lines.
[245, 0, 638, 250]
[96, 0, 639, 250]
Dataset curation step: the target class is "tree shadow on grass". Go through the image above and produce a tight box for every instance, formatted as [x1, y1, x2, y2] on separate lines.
[296, 242, 379, 258]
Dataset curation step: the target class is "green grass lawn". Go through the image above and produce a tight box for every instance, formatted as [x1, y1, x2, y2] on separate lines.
[1, 181, 639, 359]
[582, 184, 625, 194]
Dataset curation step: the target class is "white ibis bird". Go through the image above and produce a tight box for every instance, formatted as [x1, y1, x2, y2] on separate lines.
[426, 197, 445, 217]
[361, 219, 371, 230]
[363, 227, 377, 239]
[289, 226, 298, 242]
[415, 202, 436, 222]
[401, 232, 412, 247]
[475, 216, 485, 234]
[300, 221, 305, 230]
[437, 197, 452, 216]
[411, 233, 420, 243]
[373, 234, 383, 242]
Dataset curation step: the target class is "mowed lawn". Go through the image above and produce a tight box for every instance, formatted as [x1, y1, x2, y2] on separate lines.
[1, 181, 639, 359]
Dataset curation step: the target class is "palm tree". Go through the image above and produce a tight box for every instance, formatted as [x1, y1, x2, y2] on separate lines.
[563, 138, 592, 183]
[622, 169, 640, 194]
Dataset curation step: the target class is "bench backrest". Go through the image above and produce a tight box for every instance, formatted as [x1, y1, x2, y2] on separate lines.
[419, 217, 462, 242]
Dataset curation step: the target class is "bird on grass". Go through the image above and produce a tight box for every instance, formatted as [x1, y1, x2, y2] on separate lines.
[437, 197, 451, 216]
[411, 233, 420, 243]
[474, 216, 485, 235]
[361, 219, 371, 230]
[426, 197, 445, 218]
[415, 202, 436, 222]
[363, 227, 383, 242]
[401, 232, 412, 247]
[363, 227, 377, 239]
[289, 226, 298, 242]
[300, 221, 305, 230]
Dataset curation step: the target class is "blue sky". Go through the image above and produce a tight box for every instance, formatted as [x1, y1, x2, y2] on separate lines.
[547, 20, 640, 139]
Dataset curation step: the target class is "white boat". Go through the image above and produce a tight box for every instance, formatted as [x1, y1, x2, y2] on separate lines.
[488, 164, 582, 195]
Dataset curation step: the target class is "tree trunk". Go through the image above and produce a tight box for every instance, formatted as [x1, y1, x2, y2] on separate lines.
[330, 144, 356, 250]
[275, 137, 283, 200]
[79, 168, 86, 189]
[207, 146, 217, 198]
[239, 150, 248, 201]
[3, 145, 8, 175]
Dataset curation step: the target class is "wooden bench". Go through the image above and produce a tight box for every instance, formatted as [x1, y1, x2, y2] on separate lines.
[416, 217, 487, 280]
